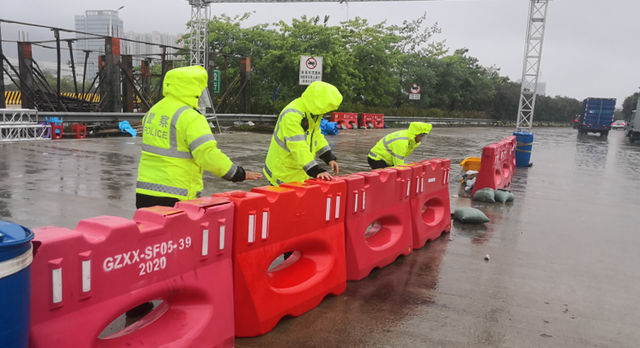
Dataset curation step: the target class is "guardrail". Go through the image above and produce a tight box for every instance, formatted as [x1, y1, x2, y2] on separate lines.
[36, 112, 278, 123]
[384, 116, 495, 125]
[35, 111, 495, 125]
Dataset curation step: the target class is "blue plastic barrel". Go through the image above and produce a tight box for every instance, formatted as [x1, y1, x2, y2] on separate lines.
[0, 220, 35, 348]
[513, 131, 534, 167]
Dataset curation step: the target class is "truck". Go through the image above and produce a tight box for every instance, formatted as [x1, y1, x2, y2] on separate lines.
[575, 98, 616, 137]
[625, 98, 640, 143]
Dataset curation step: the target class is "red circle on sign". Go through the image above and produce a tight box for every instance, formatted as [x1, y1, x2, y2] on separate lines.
[306, 57, 318, 70]
[410, 84, 421, 94]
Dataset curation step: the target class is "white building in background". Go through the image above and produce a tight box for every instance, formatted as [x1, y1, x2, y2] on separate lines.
[74, 10, 124, 81]
[122, 31, 183, 67]
[73, 10, 182, 80]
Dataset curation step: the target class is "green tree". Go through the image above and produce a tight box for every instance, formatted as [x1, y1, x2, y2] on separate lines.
[621, 92, 640, 119]
[533, 95, 581, 122]
[340, 17, 399, 107]
[4, 83, 19, 91]
[393, 13, 445, 109]
[175, 12, 574, 121]
[261, 16, 358, 109]
[490, 77, 520, 121]
[428, 49, 495, 112]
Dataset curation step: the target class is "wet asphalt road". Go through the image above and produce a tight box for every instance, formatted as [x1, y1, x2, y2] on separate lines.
[2, 127, 639, 347]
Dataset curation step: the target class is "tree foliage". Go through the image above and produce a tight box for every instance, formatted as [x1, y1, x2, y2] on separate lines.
[4, 71, 82, 94]
[621, 92, 640, 119]
[533, 95, 581, 122]
[177, 12, 585, 122]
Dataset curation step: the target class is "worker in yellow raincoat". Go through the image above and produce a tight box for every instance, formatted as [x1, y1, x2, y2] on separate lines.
[132, 65, 261, 323]
[136, 65, 262, 209]
[263, 81, 343, 185]
[368, 122, 433, 169]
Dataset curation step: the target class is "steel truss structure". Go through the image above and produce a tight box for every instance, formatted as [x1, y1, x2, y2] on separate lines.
[0, 108, 50, 142]
[188, 0, 210, 67]
[0, 124, 50, 142]
[2, 108, 38, 124]
[516, 0, 551, 132]
[187, 1, 223, 131]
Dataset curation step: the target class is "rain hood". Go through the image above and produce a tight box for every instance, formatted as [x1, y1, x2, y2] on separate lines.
[299, 81, 343, 116]
[162, 66, 208, 109]
[408, 122, 433, 148]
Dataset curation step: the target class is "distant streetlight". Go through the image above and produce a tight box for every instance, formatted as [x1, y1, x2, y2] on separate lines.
[109, 6, 125, 37]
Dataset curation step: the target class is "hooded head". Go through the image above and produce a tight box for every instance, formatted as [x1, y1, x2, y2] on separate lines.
[299, 81, 343, 116]
[162, 66, 208, 109]
[408, 122, 433, 147]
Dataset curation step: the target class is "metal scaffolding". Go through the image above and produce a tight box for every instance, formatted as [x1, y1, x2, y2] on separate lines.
[1, 108, 38, 123]
[188, 0, 210, 67]
[515, 0, 552, 132]
[0, 109, 50, 142]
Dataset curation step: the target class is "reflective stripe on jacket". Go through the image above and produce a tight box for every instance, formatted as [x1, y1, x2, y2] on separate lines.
[136, 66, 236, 200]
[368, 122, 432, 166]
[263, 81, 342, 186]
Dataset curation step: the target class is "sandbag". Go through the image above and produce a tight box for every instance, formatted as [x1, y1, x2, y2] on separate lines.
[453, 207, 490, 224]
[494, 189, 515, 203]
[473, 187, 495, 203]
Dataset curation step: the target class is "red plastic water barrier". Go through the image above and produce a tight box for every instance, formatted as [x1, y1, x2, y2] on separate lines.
[70, 123, 87, 139]
[359, 113, 376, 129]
[505, 136, 517, 182]
[212, 179, 347, 337]
[472, 136, 517, 195]
[330, 112, 358, 129]
[373, 114, 384, 129]
[51, 124, 63, 139]
[338, 167, 414, 281]
[29, 197, 235, 348]
[397, 159, 452, 249]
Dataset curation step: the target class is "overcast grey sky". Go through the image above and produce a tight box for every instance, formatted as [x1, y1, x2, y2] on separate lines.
[2, 0, 640, 106]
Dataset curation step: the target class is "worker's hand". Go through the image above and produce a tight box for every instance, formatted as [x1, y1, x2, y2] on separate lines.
[329, 160, 339, 176]
[244, 171, 263, 180]
[317, 172, 333, 181]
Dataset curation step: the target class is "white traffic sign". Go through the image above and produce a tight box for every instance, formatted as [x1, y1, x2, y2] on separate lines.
[299, 55, 323, 85]
[410, 83, 421, 94]
[409, 94, 421, 100]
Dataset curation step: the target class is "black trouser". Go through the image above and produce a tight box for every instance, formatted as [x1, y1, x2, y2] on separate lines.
[127, 193, 180, 318]
[136, 193, 180, 209]
[368, 157, 389, 169]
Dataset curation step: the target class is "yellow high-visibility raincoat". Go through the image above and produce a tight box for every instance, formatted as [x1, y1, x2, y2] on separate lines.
[263, 81, 343, 186]
[368, 122, 433, 166]
[136, 65, 244, 201]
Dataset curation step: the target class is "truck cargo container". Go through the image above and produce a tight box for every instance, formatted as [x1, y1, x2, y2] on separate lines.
[625, 98, 640, 143]
[576, 98, 616, 137]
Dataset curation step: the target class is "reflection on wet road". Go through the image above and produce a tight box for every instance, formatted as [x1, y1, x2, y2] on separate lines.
[2, 127, 640, 347]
